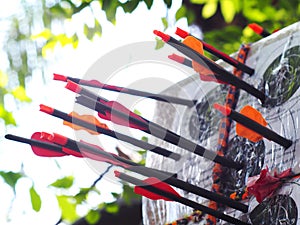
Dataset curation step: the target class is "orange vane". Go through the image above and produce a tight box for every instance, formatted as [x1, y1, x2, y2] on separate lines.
[236, 105, 267, 142]
[63, 111, 109, 135]
[182, 36, 225, 84]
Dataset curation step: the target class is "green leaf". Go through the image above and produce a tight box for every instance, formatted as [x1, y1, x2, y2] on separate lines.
[74, 187, 91, 204]
[0, 71, 8, 87]
[144, 0, 153, 9]
[186, 9, 196, 25]
[122, 184, 140, 204]
[155, 37, 165, 50]
[42, 41, 57, 57]
[105, 202, 119, 214]
[84, 24, 94, 40]
[161, 17, 168, 31]
[30, 186, 42, 212]
[72, 34, 79, 48]
[163, 0, 172, 8]
[49, 4, 73, 19]
[0, 105, 16, 126]
[220, 0, 236, 23]
[141, 136, 148, 142]
[111, 192, 120, 199]
[190, 0, 207, 4]
[56, 195, 79, 222]
[133, 109, 141, 116]
[31, 29, 52, 40]
[85, 209, 100, 225]
[11, 86, 31, 102]
[55, 34, 74, 46]
[0, 171, 23, 193]
[121, 0, 140, 13]
[102, 0, 119, 24]
[175, 6, 187, 21]
[94, 19, 102, 37]
[245, 9, 267, 22]
[202, 1, 218, 19]
[50, 176, 74, 189]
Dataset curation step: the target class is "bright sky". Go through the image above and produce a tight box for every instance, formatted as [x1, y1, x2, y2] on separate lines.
[0, 1, 194, 224]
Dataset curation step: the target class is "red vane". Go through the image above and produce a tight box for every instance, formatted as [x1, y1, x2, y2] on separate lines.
[153, 30, 170, 42]
[213, 103, 231, 116]
[62, 147, 83, 158]
[175, 27, 189, 38]
[65, 80, 82, 93]
[81, 80, 123, 92]
[98, 101, 147, 131]
[39, 104, 54, 114]
[168, 54, 185, 63]
[50, 133, 68, 145]
[134, 177, 181, 201]
[53, 73, 68, 81]
[31, 132, 66, 157]
[248, 23, 264, 35]
[114, 170, 121, 177]
[80, 141, 129, 168]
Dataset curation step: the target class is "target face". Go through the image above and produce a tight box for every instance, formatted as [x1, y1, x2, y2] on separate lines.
[143, 22, 300, 225]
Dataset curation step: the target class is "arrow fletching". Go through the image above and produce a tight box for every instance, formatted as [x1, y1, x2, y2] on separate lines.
[182, 36, 226, 84]
[236, 105, 267, 142]
[134, 177, 181, 201]
[97, 100, 147, 131]
[63, 111, 109, 135]
[31, 132, 66, 157]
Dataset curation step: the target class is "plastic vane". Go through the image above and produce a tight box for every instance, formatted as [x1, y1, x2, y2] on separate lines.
[235, 105, 267, 142]
[213, 103, 293, 148]
[134, 176, 181, 201]
[63, 111, 109, 135]
[182, 36, 226, 84]
[248, 23, 271, 38]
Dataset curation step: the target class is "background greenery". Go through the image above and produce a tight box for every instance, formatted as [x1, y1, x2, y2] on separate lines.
[0, 0, 299, 224]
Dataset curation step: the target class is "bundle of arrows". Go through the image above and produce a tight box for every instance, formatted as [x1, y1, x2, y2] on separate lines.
[6, 23, 298, 225]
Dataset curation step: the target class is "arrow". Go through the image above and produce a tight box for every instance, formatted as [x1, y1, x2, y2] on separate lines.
[181, 36, 228, 84]
[134, 176, 181, 201]
[53, 73, 197, 107]
[248, 23, 271, 38]
[67, 82, 243, 170]
[39, 104, 181, 161]
[168, 53, 226, 84]
[175, 27, 254, 75]
[5, 133, 66, 157]
[114, 171, 250, 225]
[154, 30, 266, 103]
[168, 54, 193, 67]
[213, 103, 293, 148]
[5, 132, 247, 212]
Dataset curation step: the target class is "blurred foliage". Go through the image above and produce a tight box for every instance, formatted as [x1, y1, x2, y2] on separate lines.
[1, 0, 299, 224]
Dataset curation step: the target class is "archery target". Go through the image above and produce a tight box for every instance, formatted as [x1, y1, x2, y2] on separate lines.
[143, 22, 300, 225]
